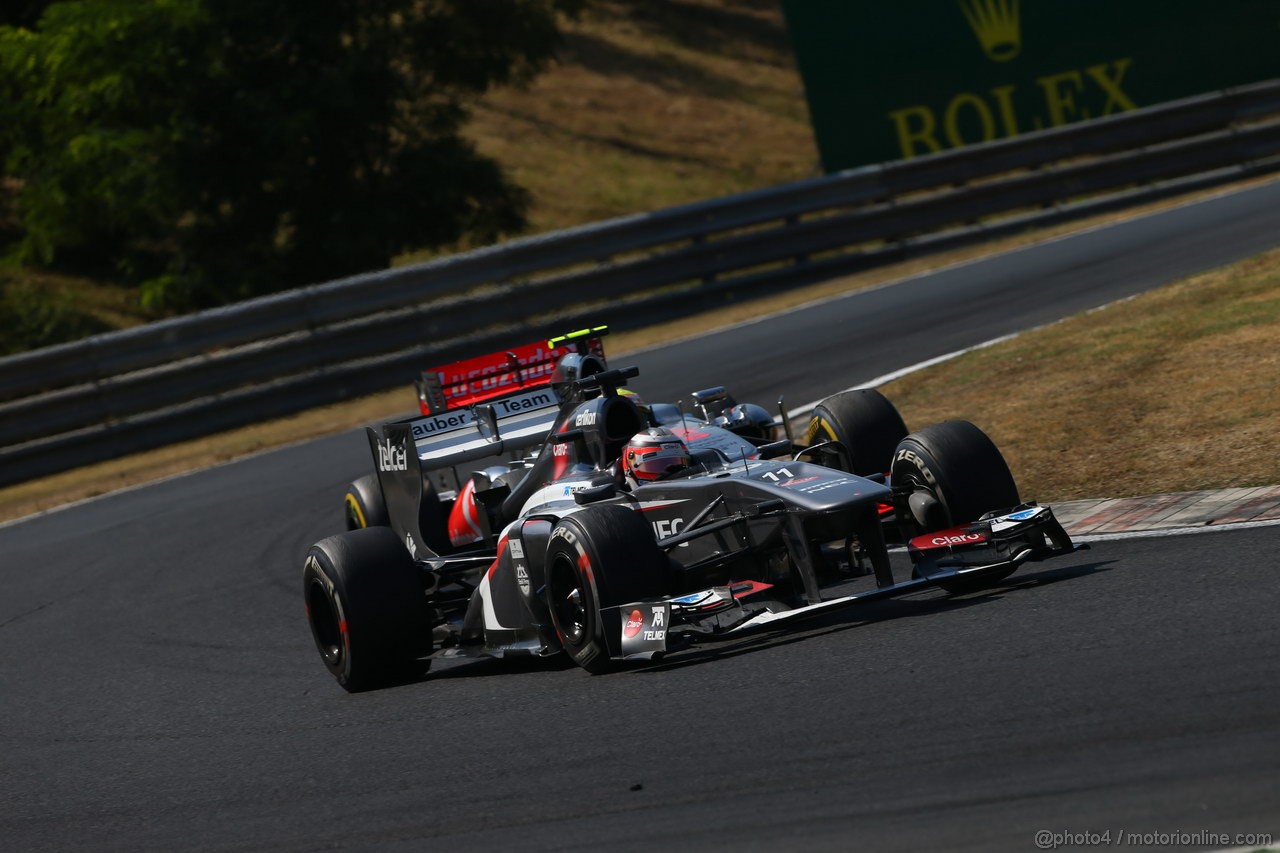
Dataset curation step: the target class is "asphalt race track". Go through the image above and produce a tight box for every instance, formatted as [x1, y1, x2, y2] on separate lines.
[631, 178, 1280, 408]
[3, 181, 1279, 851]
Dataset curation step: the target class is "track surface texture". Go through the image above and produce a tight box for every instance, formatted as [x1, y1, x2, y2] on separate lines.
[3, 181, 1280, 851]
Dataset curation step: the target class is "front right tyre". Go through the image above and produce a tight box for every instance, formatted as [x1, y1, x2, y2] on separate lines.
[890, 420, 1021, 594]
[890, 420, 1020, 530]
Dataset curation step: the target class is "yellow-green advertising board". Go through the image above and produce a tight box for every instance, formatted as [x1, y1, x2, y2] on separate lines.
[782, 0, 1280, 170]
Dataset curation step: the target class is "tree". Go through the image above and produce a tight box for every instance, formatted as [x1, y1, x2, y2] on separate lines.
[0, 0, 583, 310]
[0, 2, 53, 29]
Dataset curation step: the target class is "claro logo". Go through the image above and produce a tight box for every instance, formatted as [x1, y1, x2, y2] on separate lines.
[624, 607, 666, 641]
[931, 533, 984, 546]
[624, 609, 645, 638]
[377, 438, 407, 472]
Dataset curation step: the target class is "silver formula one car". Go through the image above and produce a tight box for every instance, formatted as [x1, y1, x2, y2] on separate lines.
[305, 329, 1083, 691]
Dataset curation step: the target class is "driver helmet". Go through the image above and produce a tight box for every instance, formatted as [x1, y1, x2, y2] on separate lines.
[623, 427, 690, 482]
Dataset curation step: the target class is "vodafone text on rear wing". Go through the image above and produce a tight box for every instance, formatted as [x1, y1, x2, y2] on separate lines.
[416, 327, 607, 415]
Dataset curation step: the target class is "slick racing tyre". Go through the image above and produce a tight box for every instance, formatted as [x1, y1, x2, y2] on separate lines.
[890, 420, 1021, 593]
[344, 474, 388, 530]
[545, 505, 667, 674]
[806, 389, 908, 476]
[345, 472, 450, 555]
[304, 527, 432, 692]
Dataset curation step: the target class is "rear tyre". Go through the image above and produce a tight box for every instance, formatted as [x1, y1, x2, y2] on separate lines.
[890, 420, 1021, 593]
[304, 527, 432, 692]
[544, 505, 667, 674]
[344, 474, 388, 530]
[345, 471, 452, 556]
[806, 389, 908, 476]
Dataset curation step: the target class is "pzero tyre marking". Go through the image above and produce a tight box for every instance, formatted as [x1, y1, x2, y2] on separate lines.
[805, 417, 838, 446]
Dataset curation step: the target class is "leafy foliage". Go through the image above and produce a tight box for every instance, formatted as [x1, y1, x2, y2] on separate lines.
[0, 276, 109, 355]
[0, 2, 53, 29]
[0, 0, 580, 312]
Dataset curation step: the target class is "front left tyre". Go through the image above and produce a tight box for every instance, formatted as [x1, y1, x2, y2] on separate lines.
[304, 527, 432, 692]
[806, 389, 908, 476]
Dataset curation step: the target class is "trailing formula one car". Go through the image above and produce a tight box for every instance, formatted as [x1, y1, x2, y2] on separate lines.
[305, 330, 1083, 691]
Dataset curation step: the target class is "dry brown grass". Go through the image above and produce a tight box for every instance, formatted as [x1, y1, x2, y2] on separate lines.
[416, 0, 816, 248]
[881, 247, 1280, 502]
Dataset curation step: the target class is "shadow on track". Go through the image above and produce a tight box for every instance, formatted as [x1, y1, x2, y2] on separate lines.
[631, 558, 1116, 675]
[351, 559, 1116, 689]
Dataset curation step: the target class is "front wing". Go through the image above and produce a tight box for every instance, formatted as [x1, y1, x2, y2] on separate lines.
[602, 504, 1086, 659]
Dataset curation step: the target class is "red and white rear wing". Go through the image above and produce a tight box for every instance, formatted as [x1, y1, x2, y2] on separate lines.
[406, 327, 607, 470]
[417, 328, 607, 415]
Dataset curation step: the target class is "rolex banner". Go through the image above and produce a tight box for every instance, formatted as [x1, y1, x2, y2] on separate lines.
[782, 0, 1280, 172]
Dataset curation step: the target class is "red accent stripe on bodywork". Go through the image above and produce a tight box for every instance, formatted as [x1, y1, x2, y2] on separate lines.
[729, 580, 774, 599]
[486, 534, 511, 580]
[908, 528, 988, 551]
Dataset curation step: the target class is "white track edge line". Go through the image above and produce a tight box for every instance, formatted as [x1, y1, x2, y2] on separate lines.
[624, 176, 1280, 359]
[1070, 517, 1280, 543]
[785, 330, 1025, 419]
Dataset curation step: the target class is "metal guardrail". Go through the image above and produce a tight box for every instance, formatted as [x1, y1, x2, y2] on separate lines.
[3, 80, 1280, 486]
